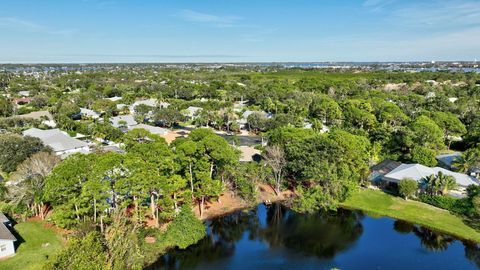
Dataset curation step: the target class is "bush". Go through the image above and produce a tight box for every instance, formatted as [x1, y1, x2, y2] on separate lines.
[398, 178, 418, 200]
[162, 205, 205, 249]
[419, 195, 474, 216]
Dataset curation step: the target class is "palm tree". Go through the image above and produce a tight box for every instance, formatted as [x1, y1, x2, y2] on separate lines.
[424, 174, 440, 195]
[436, 172, 457, 195]
[452, 149, 480, 173]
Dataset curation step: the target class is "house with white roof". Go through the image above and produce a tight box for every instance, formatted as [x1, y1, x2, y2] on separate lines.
[17, 110, 56, 127]
[23, 128, 90, 158]
[237, 110, 272, 129]
[382, 163, 478, 194]
[110, 115, 138, 129]
[183, 106, 203, 119]
[129, 99, 158, 114]
[0, 213, 16, 259]
[80, 108, 101, 119]
[128, 124, 168, 136]
[106, 96, 122, 102]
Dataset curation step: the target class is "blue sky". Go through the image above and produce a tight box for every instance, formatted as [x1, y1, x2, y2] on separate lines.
[0, 0, 479, 63]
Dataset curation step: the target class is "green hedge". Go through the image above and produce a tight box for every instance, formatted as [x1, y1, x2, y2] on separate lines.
[419, 195, 474, 216]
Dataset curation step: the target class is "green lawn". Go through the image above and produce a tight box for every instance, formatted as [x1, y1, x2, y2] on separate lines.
[340, 189, 480, 243]
[0, 221, 63, 270]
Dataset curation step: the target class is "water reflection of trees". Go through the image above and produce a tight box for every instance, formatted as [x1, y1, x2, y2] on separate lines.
[465, 243, 480, 268]
[393, 220, 454, 252]
[155, 204, 364, 269]
[260, 204, 363, 258]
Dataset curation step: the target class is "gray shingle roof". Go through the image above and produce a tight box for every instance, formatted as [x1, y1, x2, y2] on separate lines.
[0, 223, 16, 241]
[23, 128, 88, 153]
[0, 212, 8, 223]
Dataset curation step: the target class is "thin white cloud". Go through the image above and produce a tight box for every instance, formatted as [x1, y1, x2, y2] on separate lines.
[177, 9, 242, 27]
[363, 0, 396, 11]
[393, 0, 480, 28]
[0, 17, 76, 36]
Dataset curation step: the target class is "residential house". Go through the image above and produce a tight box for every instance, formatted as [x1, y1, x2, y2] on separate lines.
[237, 110, 272, 129]
[436, 153, 462, 169]
[18, 90, 30, 97]
[23, 128, 90, 158]
[17, 110, 56, 127]
[0, 213, 16, 258]
[381, 163, 478, 195]
[184, 106, 203, 120]
[106, 96, 122, 102]
[110, 115, 138, 129]
[129, 99, 157, 114]
[369, 159, 402, 184]
[80, 108, 101, 119]
[128, 124, 168, 136]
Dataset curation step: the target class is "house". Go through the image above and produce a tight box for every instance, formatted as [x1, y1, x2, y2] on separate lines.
[129, 99, 158, 114]
[80, 108, 101, 119]
[23, 128, 90, 158]
[128, 124, 168, 136]
[436, 152, 462, 169]
[184, 106, 203, 119]
[237, 110, 272, 129]
[106, 96, 122, 102]
[369, 160, 402, 184]
[0, 213, 16, 258]
[18, 90, 30, 97]
[382, 163, 478, 194]
[110, 115, 138, 129]
[17, 110, 56, 127]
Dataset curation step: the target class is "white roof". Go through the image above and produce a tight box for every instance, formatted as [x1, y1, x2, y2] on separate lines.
[383, 163, 478, 187]
[128, 124, 168, 135]
[110, 115, 138, 128]
[80, 108, 100, 118]
[23, 128, 88, 153]
[106, 96, 122, 102]
[184, 106, 203, 117]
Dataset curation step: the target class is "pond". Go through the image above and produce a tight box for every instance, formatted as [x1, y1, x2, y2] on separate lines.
[149, 204, 480, 270]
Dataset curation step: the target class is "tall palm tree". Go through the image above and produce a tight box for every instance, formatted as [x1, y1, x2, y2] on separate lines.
[436, 172, 458, 195]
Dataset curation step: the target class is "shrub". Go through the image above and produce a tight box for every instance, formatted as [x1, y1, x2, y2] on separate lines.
[398, 178, 418, 200]
[419, 195, 474, 216]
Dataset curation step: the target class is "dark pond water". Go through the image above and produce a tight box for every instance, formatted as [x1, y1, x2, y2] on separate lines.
[149, 204, 480, 270]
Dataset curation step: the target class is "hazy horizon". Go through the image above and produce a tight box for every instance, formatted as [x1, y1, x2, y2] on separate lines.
[1, 0, 479, 63]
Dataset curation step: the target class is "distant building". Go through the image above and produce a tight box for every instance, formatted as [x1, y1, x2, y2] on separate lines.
[129, 99, 158, 113]
[436, 153, 462, 169]
[18, 90, 30, 97]
[128, 124, 168, 136]
[184, 106, 203, 119]
[23, 128, 89, 158]
[110, 115, 138, 128]
[106, 96, 122, 102]
[0, 213, 16, 258]
[80, 108, 101, 119]
[17, 111, 56, 127]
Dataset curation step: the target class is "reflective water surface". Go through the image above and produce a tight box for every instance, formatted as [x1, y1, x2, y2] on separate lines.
[149, 204, 480, 270]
